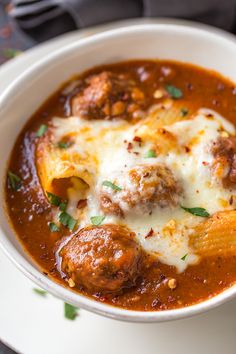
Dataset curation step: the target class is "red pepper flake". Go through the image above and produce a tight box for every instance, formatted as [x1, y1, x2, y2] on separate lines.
[186, 82, 193, 91]
[184, 146, 190, 153]
[94, 293, 108, 302]
[151, 298, 161, 308]
[143, 172, 150, 178]
[133, 136, 142, 143]
[127, 142, 133, 151]
[133, 151, 139, 155]
[122, 92, 129, 100]
[202, 161, 209, 166]
[167, 295, 176, 303]
[77, 199, 87, 209]
[160, 274, 166, 281]
[217, 83, 225, 91]
[212, 99, 219, 106]
[159, 303, 167, 310]
[145, 228, 154, 239]
[159, 128, 167, 134]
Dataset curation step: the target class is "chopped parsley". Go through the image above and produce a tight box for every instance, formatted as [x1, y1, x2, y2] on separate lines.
[181, 253, 188, 261]
[59, 212, 77, 231]
[3, 48, 22, 59]
[181, 206, 210, 217]
[145, 149, 156, 158]
[36, 124, 48, 138]
[59, 201, 67, 212]
[57, 141, 72, 149]
[180, 107, 189, 116]
[91, 215, 105, 226]
[102, 180, 122, 191]
[64, 303, 79, 320]
[33, 288, 47, 297]
[8, 171, 22, 191]
[166, 85, 183, 99]
[49, 222, 60, 232]
[46, 192, 61, 206]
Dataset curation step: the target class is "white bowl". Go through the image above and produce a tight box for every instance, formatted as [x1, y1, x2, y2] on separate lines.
[1, 22, 236, 323]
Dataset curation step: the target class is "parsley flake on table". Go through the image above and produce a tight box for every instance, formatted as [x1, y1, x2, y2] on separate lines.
[33, 288, 47, 297]
[3, 48, 22, 59]
[64, 303, 79, 320]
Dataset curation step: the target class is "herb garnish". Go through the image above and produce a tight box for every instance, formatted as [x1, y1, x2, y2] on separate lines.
[33, 288, 47, 297]
[59, 212, 77, 231]
[49, 222, 60, 232]
[180, 107, 188, 116]
[57, 141, 72, 149]
[166, 85, 183, 99]
[145, 150, 156, 158]
[64, 303, 79, 320]
[102, 180, 122, 191]
[8, 171, 22, 191]
[3, 48, 22, 59]
[47, 193, 73, 228]
[46, 191, 61, 206]
[181, 206, 210, 217]
[181, 253, 188, 261]
[36, 124, 48, 138]
[59, 201, 67, 212]
[91, 215, 105, 226]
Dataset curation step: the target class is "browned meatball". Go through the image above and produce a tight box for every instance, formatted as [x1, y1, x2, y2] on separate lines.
[212, 136, 236, 187]
[100, 164, 182, 216]
[71, 71, 145, 120]
[60, 224, 142, 294]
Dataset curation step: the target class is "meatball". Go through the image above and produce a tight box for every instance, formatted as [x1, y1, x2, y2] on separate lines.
[71, 71, 145, 120]
[60, 224, 142, 294]
[212, 136, 236, 187]
[100, 164, 182, 216]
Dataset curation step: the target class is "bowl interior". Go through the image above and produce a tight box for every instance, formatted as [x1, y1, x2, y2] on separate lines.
[1, 23, 236, 322]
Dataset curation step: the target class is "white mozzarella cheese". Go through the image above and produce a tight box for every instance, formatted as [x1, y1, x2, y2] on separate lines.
[51, 108, 235, 272]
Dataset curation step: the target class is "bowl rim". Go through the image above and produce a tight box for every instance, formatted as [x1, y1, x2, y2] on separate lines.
[1, 21, 236, 323]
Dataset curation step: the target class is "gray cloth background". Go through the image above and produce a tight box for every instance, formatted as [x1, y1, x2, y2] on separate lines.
[9, 0, 236, 43]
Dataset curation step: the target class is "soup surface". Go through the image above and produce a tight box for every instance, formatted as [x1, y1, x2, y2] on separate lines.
[5, 60, 236, 311]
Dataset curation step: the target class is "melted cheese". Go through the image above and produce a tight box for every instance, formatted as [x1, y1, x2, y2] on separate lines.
[49, 107, 236, 272]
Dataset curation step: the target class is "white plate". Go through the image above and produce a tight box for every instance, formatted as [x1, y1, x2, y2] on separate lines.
[1, 19, 236, 354]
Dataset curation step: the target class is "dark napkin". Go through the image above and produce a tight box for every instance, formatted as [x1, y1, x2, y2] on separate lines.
[8, 0, 236, 43]
[0, 341, 17, 354]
